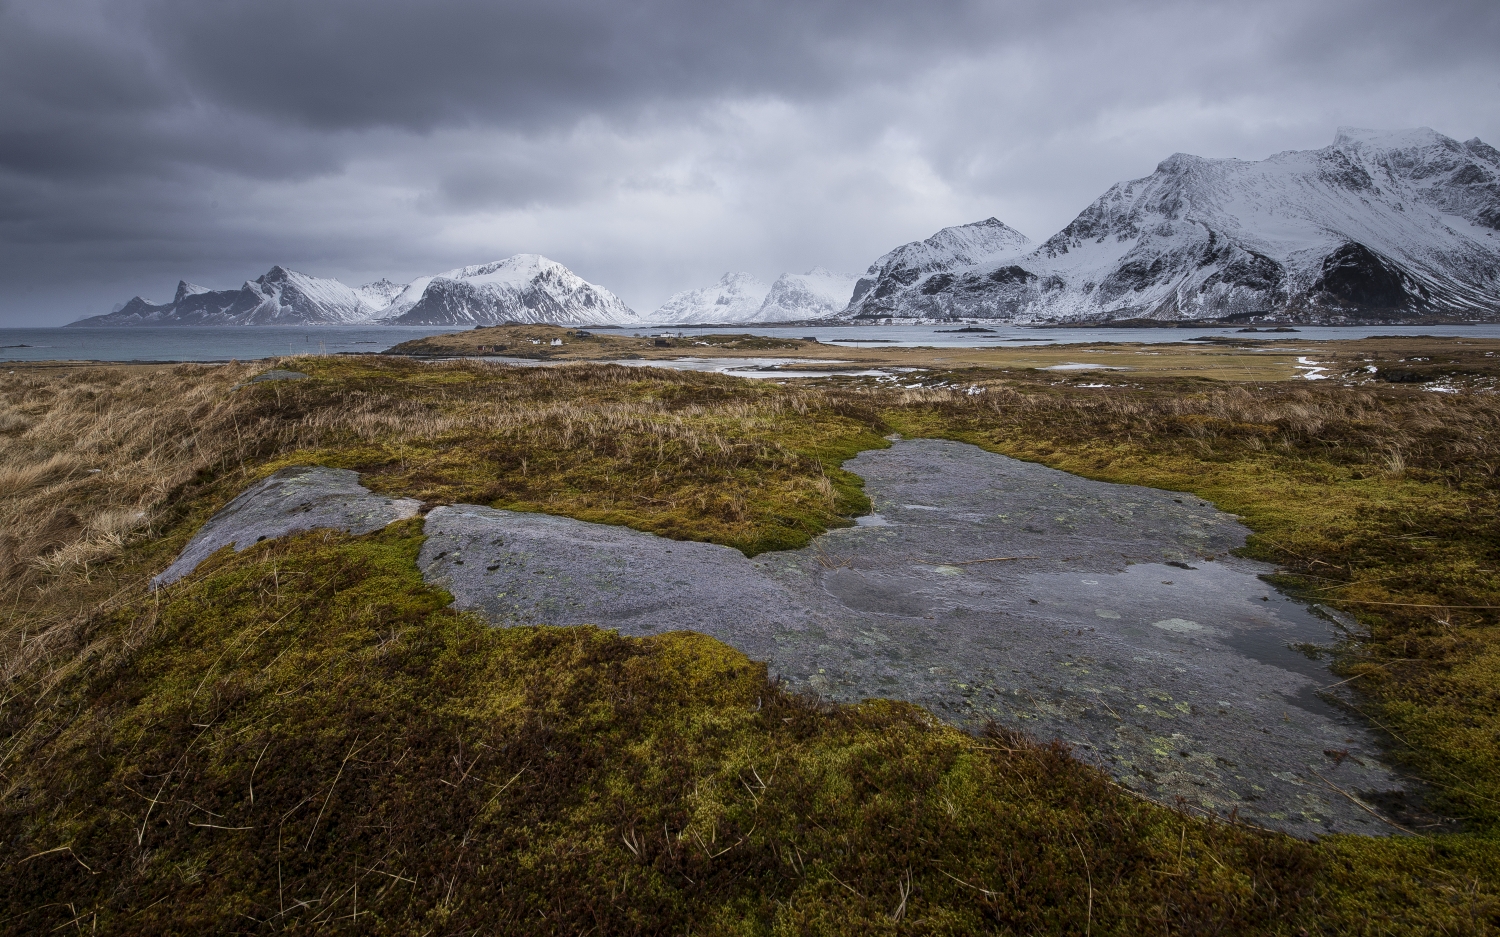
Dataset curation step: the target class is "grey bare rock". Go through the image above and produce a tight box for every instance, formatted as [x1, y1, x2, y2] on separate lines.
[168, 443, 1420, 834]
[152, 466, 421, 587]
[418, 505, 809, 664]
[425, 439, 1415, 836]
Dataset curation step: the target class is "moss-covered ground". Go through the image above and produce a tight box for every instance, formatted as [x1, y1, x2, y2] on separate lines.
[3, 354, 1499, 933]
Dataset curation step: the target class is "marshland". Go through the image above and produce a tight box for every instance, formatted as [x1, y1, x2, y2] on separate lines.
[3, 338, 1500, 934]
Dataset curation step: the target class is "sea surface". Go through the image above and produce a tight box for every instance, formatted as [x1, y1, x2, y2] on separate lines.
[0, 326, 455, 363]
[4, 322, 1500, 363]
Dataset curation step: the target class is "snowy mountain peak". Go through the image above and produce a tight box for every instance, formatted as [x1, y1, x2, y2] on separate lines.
[650, 267, 858, 324]
[839, 127, 1500, 324]
[380, 254, 638, 327]
[1332, 126, 1449, 151]
[444, 253, 559, 284]
[173, 281, 210, 303]
[357, 278, 405, 308]
[755, 269, 858, 322]
[651, 272, 770, 324]
[846, 217, 1031, 315]
[1154, 152, 1220, 176]
[73, 267, 381, 327]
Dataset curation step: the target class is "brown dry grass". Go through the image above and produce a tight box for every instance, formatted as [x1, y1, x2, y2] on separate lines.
[0, 363, 259, 581]
[0, 357, 877, 713]
[0, 362, 273, 693]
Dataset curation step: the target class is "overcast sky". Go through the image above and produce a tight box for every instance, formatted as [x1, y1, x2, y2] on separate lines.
[2, 0, 1497, 325]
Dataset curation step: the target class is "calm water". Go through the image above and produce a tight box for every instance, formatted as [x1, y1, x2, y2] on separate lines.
[4, 322, 1500, 363]
[655, 322, 1500, 348]
[0, 326, 455, 363]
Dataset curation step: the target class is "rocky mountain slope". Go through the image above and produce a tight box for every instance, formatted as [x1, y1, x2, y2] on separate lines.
[379, 254, 638, 327]
[842, 128, 1500, 324]
[71, 267, 392, 327]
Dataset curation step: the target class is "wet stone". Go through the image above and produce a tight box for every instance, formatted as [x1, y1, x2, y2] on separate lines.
[418, 505, 809, 664]
[153, 466, 420, 587]
[249, 369, 310, 383]
[425, 439, 1413, 836]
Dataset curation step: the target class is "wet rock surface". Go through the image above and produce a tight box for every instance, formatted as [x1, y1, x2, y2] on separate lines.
[423, 439, 1413, 836]
[170, 444, 1419, 834]
[249, 369, 310, 383]
[154, 466, 420, 586]
[418, 505, 808, 664]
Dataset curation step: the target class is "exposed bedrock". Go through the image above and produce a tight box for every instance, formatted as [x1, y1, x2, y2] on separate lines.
[152, 466, 421, 587]
[160, 444, 1419, 835]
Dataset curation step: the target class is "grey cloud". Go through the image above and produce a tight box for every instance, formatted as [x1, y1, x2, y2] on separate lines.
[0, 0, 1497, 324]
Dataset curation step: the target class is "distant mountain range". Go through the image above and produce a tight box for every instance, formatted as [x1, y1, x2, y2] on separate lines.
[70, 255, 639, 328]
[649, 268, 859, 324]
[75, 127, 1500, 328]
[841, 128, 1500, 324]
[81, 267, 396, 327]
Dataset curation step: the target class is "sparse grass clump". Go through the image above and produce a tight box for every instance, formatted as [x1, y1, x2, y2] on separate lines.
[256, 356, 888, 554]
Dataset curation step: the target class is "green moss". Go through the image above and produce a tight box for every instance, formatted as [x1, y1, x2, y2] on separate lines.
[4, 523, 1328, 934]
[8, 358, 1500, 932]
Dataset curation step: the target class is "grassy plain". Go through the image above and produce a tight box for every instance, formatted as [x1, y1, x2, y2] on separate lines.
[2, 343, 1499, 933]
[386, 322, 1500, 382]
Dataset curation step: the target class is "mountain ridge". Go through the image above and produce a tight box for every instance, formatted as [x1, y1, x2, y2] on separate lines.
[649, 268, 859, 324]
[71, 255, 639, 328]
[840, 127, 1500, 324]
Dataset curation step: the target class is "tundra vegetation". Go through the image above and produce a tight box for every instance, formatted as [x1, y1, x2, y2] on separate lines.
[1, 350, 1498, 934]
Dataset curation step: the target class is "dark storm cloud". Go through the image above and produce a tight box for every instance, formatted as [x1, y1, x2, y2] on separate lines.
[1, 0, 1498, 324]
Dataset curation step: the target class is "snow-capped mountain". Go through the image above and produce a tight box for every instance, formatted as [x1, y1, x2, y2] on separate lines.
[70, 267, 391, 327]
[842, 129, 1500, 323]
[650, 268, 859, 323]
[754, 268, 859, 322]
[74, 255, 638, 327]
[844, 218, 1033, 319]
[357, 278, 405, 311]
[379, 255, 637, 327]
[650, 273, 771, 324]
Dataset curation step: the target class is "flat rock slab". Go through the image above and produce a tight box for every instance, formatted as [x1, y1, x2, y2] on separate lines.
[153, 466, 420, 586]
[249, 369, 310, 383]
[425, 439, 1413, 836]
[420, 506, 811, 664]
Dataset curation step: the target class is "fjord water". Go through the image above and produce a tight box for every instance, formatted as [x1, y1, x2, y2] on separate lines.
[7, 322, 1500, 362]
[0, 326, 455, 363]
